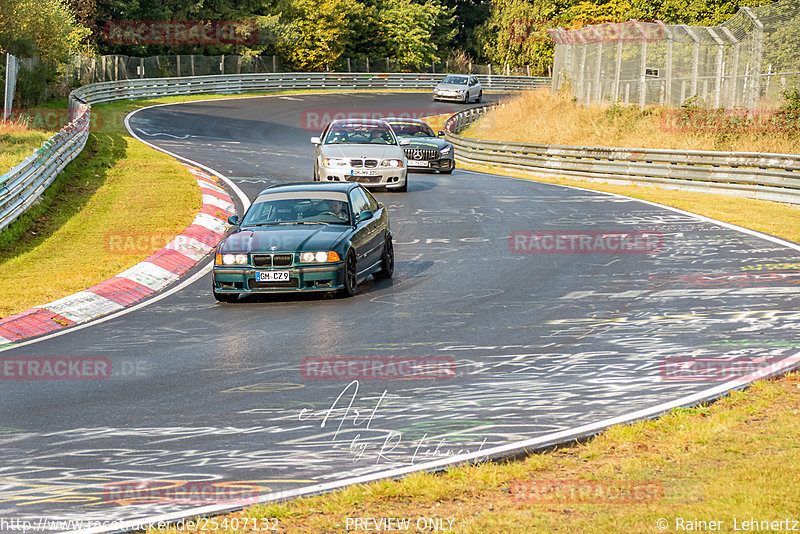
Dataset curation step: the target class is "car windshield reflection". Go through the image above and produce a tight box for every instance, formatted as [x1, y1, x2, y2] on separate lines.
[325, 124, 396, 145]
[388, 122, 436, 138]
[242, 198, 351, 226]
[441, 76, 468, 85]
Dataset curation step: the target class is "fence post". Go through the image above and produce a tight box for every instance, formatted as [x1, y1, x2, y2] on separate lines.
[177, 55, 181, 77]
[139, 58, 144, 79]
[721, 27, 740, 108]
[742, 7, 764, 109]
[682, 25, 701, 101]
[591, 27, 603, 104]
[3, 54, 18, 122]
[347, 57, 351, 73]
[366, 57, 370, 73]
[634, 21, 648, 108]
[658, 21, 673, 106]
[220, 55, 225, 74]
[707, 28, 724, 108]
[613, 40, 622, 102]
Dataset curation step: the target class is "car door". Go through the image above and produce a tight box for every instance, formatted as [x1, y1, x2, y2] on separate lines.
[349, 187, 383, 273]
[348, 187, 372, 273]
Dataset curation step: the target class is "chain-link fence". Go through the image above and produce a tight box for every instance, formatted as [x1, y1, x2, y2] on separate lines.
[549, 0, 800, 109]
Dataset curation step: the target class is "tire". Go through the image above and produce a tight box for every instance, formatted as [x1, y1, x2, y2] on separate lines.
[441, 168, 454, 174]
[396, 176, 408, 192]
[340, 249, 358, 297]
[373, 235, 394, 280]
[212, 278, 239, 303]
[475, 91, 482, 103]
[462, 92, 469, 104]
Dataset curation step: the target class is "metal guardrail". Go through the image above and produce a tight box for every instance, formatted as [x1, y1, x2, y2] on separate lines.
[0, 104, 91, 232]
[445, 105, 800, 205]
[1, 72, 548, 232]
[71, 72, 550, 104]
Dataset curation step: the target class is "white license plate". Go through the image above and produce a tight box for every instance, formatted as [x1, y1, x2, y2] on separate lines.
[256, 271, 289, 282]
[407, 160, 429, 167]
[351, 170, 379, 177]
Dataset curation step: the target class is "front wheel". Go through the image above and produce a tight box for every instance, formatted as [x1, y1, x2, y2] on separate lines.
[373, 236, 394, 279]
[396, 177, 408, 192]
[462, 92, 469, 104]
[475, 91, 482, 103]
[340, 249, 358, 297]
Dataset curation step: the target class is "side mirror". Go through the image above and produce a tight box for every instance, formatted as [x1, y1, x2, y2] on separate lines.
[357, 210, 373, 223]
[438, 130, 445, 137]
[227, 215, 240, 226]
[399, 138, 411, 146]
[310, 136, 321, 144]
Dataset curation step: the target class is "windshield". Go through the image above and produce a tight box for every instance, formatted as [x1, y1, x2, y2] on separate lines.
[441, 76, 468, 85]
[241, 197, 351, 225]
[325, 123, 396, 145]
[388, 121, 436, 138]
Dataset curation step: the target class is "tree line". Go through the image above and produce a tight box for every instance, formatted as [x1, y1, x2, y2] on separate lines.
[0, 0, 778, 76]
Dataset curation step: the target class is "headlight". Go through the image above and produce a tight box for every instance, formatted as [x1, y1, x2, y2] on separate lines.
[300, 251, 341, 263]
[217, 253, 248, 265]
[322, 158, 348, 167]
[440, 145, 451, 154]
[381, 159, 403, 168]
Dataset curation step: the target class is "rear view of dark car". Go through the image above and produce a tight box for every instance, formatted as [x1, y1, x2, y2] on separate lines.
[385, 118, 455, 174]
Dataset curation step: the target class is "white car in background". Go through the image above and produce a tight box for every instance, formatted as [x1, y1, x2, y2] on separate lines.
[433, 75, 482, 103]
[311, 119, 409, 192]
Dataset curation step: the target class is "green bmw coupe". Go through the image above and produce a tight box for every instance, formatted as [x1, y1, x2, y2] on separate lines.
[212, 182, 393, 302]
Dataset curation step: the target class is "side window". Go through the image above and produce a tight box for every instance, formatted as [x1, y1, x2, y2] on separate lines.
[362, 188, 380, 211]
[349, 188, 370, 219]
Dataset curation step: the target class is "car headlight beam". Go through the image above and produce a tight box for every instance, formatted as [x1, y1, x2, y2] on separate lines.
[322, 158, 348, 167]
[220, 253, 248, 265]
[380, 159, 403, 168]
[440, 145, 451, 154]
[300, 251, 342, 263]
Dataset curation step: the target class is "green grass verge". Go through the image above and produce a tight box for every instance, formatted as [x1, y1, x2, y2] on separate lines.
[0, 123, 55, 174]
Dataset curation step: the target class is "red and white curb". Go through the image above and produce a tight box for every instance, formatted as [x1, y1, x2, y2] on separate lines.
[0, 164, 234, 345]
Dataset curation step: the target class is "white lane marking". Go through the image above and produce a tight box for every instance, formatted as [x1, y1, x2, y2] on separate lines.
[197, 181, 228, 195]
[193, 212, 228, 235]
[40, 291, 124, 323]
[202, 194, 236, 213]
[135, 128, 192, 139]
[168, 235, 214, 262]
[118, 262, 180, 292]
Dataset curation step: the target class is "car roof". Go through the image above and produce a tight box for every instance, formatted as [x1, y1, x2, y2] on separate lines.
[258, 182, 358, 196]
[384, 117, 428, 124]
[329, 118, 390, 127]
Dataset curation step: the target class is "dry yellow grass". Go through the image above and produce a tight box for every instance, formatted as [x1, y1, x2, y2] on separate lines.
[0, 121, 55, 174]
[465, 89, 800, 154]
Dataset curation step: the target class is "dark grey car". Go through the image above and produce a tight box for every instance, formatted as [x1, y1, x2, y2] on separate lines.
[385, 118, 454, 174]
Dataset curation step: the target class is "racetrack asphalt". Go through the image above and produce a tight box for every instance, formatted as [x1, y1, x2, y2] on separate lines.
[2, 92, 800, 531]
